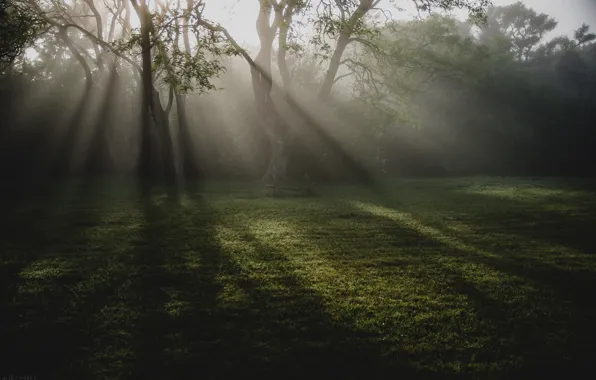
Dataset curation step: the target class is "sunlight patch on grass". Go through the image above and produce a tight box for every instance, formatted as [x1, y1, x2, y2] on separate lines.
[245, 219, 344, 292]
[240, 215, 530, 373]
[441, 218, 475, 234]
[216, 281, 250, 307]
[462, 184, 590, 205]
[247, 218, 456, 316]
[164, 288, 192, 317]
[19, 257, 74, 281]
[406, 207, 596, 271]
[354, 201, 569, 304]
[352, 201, 500, 259]
[213, 224, 298, 296]
[181, 251, 202, 270]
[16, 201, 146, 378]
[83, 208, 144, 254]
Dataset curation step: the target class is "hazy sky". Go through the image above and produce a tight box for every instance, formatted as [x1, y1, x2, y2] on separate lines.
[203, 0, 596, 47]
[504, 0, 596, 35]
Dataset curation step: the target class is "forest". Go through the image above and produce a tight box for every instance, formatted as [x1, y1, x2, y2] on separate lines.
[1, 0, 596, 379]
[2, 0, 595, 189]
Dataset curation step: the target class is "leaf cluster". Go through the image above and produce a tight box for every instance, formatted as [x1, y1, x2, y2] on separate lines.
[111, 6, 237, 94]
[0, 0, 48, 71]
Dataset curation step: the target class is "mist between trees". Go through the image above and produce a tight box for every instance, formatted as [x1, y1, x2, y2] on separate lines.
[1, 0, 595, 195]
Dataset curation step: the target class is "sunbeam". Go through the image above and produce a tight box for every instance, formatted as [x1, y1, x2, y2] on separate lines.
[2, 0, 596, 378]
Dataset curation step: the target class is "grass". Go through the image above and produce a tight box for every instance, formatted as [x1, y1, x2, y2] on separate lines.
[1, 177, 595, 379]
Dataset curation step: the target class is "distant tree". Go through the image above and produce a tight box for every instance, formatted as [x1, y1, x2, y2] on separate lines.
[534, 22, 596, 59]
[553, 24, 596, 98]
[479, 1, 558, 61]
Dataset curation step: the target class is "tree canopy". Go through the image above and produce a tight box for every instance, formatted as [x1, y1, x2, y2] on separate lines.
[1, 0, 595, 187]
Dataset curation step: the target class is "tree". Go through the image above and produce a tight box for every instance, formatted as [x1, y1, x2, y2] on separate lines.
[200, 0, 491, 184]
[479, 1, 558, 60]
[125, 0, 233, 194]
[6, 0, 232, 195]
[554, 24, 596, 98]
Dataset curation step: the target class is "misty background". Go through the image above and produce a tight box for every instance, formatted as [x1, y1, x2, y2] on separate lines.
[1, 0, 595, 188]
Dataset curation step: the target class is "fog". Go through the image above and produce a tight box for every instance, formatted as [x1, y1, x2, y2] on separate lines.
[498, 0, 596, 34]
[1, 0, 596, 198]
[207, 0, 596, 47]
[2, 1, 596, 377]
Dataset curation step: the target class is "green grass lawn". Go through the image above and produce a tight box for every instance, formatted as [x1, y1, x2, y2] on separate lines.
[1, 177, 595, 379]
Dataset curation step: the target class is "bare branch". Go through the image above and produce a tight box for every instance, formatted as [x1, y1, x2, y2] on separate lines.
[57, 26, 93, 92]
[333, 72, 353, 83]
[196, 19, 257, 68]
[333, 0, 346, 21]
[277, 0, 299, 89]
[82, 0, 103, 40]
[107, 0, 125, 42]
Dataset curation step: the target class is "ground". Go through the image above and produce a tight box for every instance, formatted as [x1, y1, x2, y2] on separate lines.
[1, 177, 595, 379]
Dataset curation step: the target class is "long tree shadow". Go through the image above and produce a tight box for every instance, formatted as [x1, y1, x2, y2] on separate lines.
[437, 265, 596, 379]
[0, 181, 102, 308]
[351, 201, 596, 377]
[0, 184, 132, 377]
[381, 185, 596, 305]
[122, 194, 448, 379]
[7, 181, 592, 378]
[373, 179, 596, 255]
[358, 194, 596, 304]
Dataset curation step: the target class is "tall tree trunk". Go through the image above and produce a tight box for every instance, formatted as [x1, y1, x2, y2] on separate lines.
[252, 0, 288, 184]
[135, 0, 154, 191]
[132, 0, 178, 198]
[151, 86, 178, 191]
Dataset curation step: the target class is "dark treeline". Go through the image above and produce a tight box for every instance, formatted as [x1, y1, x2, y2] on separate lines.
[382, 41, 596, 178]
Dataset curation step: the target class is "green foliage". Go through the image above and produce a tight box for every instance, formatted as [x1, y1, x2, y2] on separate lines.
[111, 8, 236, 94]
[353, 15, 494, 129]
[350, 0, 596, 139]
[480, 1, 558, 60]
[410, 0, 491, 22]
[306, 0, 489, 64]
[574, 23, 596, 46]
[0, 0, 47, 72]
